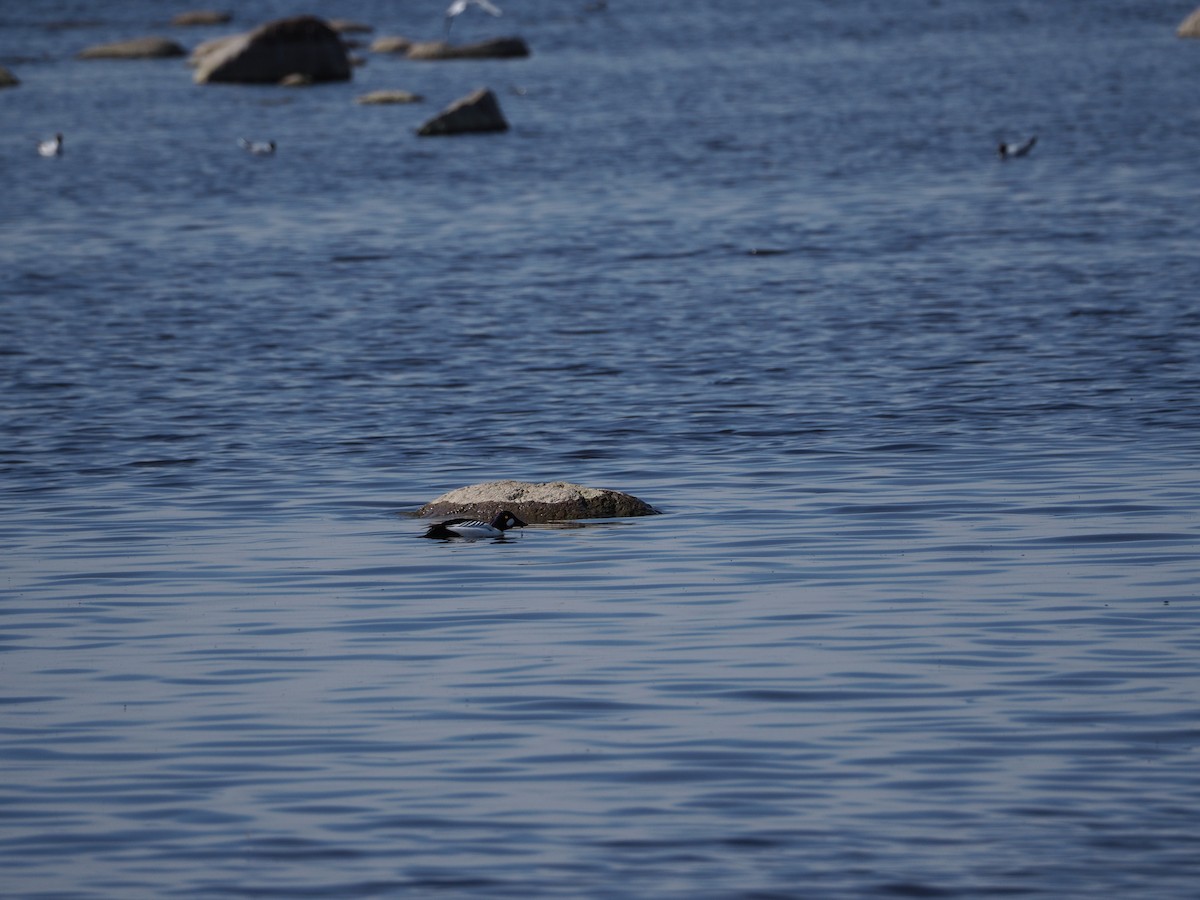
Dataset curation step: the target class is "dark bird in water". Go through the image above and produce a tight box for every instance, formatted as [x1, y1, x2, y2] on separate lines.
[422, 510, 527, 539]
[998, 135, 1037, 159]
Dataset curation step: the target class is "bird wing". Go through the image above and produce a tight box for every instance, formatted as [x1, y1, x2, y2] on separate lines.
[475, 0, 503, 15]
[446, 0, 468, 16]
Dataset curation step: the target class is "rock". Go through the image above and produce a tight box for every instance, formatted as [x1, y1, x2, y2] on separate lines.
[78, 36, 187, 59]
[418, 480, 659, 524]
[417, 87, 508, 136]
[329, 19, 373, 34]
[188, 33, 238, 66]
[369, 35, 413, 54]
[1179, 8, 1200, 37]
[406, 36, 530, 60]
[171, 10, 232, 26]
[280, 73, 314, 87]
[356, 89, 423, 104]
[194, 15, 351, 84]
[0, 66, 18, 88]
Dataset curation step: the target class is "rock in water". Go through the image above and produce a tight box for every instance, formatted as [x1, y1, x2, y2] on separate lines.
[1179, 8, 1200, 37]
[171, 10, 233, 26]
[417, 87, 507, 136]
[418, 480, 659, 524]
[405, 36, 529, 60]
[194, 15, 351, 84]
[78, 36, 186, 59]
[0, 66, 19, 88]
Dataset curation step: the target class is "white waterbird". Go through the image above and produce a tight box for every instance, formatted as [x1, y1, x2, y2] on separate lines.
[38, 133, 63, 157]
[238, 138, 276, 156]
[445, 0, 502, 37]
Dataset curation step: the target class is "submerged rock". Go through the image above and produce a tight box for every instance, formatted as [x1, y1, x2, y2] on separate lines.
[194, 15, 351, 84]
[418, 480, 659, 524]
[370, 35, 413, 54]
[171, 10, 232, 27]
[356, 89, 423, 104]
[78, 36, 186, 59]
[417, 87, 507, 136]
[406, 36, 530, 60]
[0, 66, 18, 88]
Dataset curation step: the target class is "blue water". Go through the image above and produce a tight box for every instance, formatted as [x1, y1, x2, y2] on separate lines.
[2, 1, 1199, 897]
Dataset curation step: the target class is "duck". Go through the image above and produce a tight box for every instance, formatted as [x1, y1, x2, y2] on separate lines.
[422, 510, 527, 539]
[38, 133, 63, 157]
[238, 138, 276, 156]
[998, 135, 1036, 159]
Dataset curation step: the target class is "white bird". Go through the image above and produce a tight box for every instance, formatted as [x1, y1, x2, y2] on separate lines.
[445, 0, 502, 37]
[38, 133, 63, 157]
[998, 135, 1036, 160]
[238, 138, 276, 156]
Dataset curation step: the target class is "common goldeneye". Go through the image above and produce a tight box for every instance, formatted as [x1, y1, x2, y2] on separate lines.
[422, 510, 527, 539]
[38, 133, 63, 157]
[998, 136, 1036, 159]
[238, 138, 276, 156]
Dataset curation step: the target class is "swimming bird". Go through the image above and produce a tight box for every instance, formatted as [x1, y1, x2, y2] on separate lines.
[238, 138, 276, 156]
[998, 135, 1036, 159]
[444, 0, 502, 37]
[422, 510, 527, 539]
[38, 133, 63, 157]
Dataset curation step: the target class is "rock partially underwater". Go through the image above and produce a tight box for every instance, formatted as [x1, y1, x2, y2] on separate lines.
[418, 480, 659, 524]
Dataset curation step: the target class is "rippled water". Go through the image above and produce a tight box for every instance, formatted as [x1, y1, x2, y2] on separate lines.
[2, 1, 1199, 897]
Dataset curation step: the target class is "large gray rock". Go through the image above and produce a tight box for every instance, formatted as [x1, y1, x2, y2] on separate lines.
[418, 480, 659, 524]
[193, 15, 351, 84]
[417, 87, 508, 136]
[406, 36, 530, 60]
[78, 36, 186, 59]
[1179, 8, 1200, 37]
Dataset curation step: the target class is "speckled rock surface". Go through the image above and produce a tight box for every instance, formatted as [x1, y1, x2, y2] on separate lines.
[418, 480, 659, 523]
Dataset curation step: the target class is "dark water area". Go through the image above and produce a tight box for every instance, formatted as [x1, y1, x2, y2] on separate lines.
[2, 1, 1199, 897]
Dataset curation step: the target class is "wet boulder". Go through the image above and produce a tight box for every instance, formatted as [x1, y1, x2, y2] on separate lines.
[418, 480, 659, 524]
[78, 36, 186, 59]
[193, 15, 351, 84]
[0, 66, 18, 88]
[417, 87, 508, 136]
[405, 36, 530, 60]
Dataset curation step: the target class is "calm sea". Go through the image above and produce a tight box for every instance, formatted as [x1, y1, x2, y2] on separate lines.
[2, 1, 1198, 897]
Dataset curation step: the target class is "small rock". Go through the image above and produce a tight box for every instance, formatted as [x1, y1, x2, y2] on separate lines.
[0, 65, 19, 88]
[329, 19, 374, 34]
[418, 480, 659, 524]
[406, 36, 530, 60]
[417, 87, 508, 136]
[78, 36, 187, 59]
[194, 15, 351, 84]
[369, 35, 413, 54]
[1179, 8, 1200, 37]
[356, 89, 423, 104]
[171, 10, 232, 27]
[280, 73, 314, 87]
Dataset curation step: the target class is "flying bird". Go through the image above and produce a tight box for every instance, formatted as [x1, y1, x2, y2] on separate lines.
[998, 135, 1037, 160]
[38, 133, 63, 157]
[445, 0, 502, 37]
[238, 138, 276, 156]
